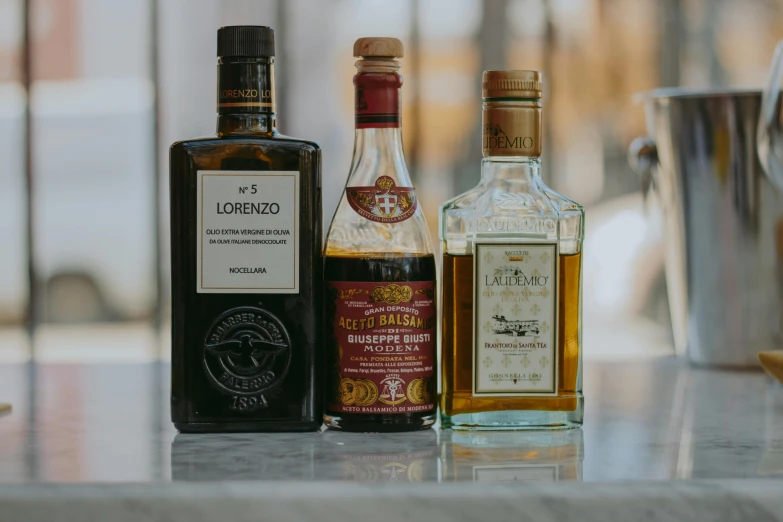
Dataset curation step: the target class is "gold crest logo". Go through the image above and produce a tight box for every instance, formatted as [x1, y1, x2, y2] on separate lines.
[370, 284, 413, 305]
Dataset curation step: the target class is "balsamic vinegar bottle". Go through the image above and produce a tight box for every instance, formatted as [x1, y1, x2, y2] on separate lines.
[323, 38, 437, 432]
[169, 26, 322, 432]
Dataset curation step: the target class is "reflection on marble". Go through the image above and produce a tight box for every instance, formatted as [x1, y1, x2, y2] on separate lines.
[760, 386, 783, 476]
[316, 430, 439, 482]
[170, 429, 583, 483]
[0, 358, 781, 484]
[172, 430, 441, 482]
[441, 429, 583, 482]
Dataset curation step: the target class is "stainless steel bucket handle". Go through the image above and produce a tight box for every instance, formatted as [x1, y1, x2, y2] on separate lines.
[628, 136, 658, 200]
[758, 40, 783, 194]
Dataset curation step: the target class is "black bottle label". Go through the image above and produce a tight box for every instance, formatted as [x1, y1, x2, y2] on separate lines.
[196, 170, 299, 293]
[218, 62, 275, 113]
[203, 306, 292, 408]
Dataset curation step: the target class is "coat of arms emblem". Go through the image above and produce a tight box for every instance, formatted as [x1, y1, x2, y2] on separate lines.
[346, 175, 417, 223]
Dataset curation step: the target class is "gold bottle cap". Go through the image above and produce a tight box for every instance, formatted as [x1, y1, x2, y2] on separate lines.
[482, 70, 543, 99]
[353, 37, 404, 58]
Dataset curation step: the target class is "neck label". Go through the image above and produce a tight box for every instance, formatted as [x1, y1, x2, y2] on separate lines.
[218, 62, 275, 112]
[482, 106, 541, 157]
[355, 73, 401, 129]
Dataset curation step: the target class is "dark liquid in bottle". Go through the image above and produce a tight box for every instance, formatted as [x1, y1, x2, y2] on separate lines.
[170, 136, 322, 432]
[324, 253, 437, 432]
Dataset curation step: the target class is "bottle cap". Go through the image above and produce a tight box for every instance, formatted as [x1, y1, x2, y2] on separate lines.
[483, 70, 542, 99]
[218, 26, 275, 57]
[353, 37, 404, 58]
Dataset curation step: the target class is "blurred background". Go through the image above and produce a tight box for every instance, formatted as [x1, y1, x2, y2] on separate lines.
[1, 0, 782, 362]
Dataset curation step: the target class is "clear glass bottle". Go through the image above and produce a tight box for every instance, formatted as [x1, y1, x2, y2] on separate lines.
[323, 38, 437, 432]
[440, 71, 584, 430]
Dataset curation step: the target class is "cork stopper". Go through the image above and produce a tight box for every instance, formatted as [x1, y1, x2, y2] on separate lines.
[353, 37, 404, 59]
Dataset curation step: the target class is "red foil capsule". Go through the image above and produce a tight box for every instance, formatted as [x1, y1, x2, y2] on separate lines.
[354, 72, 401, 129]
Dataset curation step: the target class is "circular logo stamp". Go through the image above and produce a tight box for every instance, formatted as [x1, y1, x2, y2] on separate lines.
[379, 373, 408, 406]
[203, 306, 292, 396]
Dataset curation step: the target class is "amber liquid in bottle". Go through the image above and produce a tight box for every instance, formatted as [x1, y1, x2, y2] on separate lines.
[440, 252, 582, 415]
[170, 28, 322, 433]
[439, 70, 583, 429]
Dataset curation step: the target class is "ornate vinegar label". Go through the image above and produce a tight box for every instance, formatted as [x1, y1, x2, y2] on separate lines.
[327, 281, 436, 414]
[473, 243, 559, 396]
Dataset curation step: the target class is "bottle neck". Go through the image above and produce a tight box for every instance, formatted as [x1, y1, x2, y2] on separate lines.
[216, 56, 276, 136]
[348, 127, 411, 186]
[348, 60, 411, 186]
[480, 98, 544, 187]
[481, 156, 542, 185]
[482, 99, 542, 157]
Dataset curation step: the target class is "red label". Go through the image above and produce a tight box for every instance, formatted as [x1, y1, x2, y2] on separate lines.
[347, 176, 418, 224]
[327, 280, 436, 415]
[355, 73, 401, 129]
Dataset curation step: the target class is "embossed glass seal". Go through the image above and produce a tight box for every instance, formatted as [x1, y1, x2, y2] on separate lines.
[202, 306, 292, 397]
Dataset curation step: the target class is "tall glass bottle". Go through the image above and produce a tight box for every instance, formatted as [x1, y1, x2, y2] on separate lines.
[323, 38, 437, 432]
[440, 71, 584, 430]
[169, 26, 322, 432]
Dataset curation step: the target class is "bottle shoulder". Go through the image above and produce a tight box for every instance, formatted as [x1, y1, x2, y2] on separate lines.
[170, 133, 320, 154]
[441, 181, 584, 216]
[170, 136, 216, 151]
[439, 181, 584, 251]
[440, 183, 558, 218]
[273, 133, 321, 152]
[324, 197, 434, 257]
[440, 185, 486, 212]
[170, 133, 321, 176]
[538, 183, 584, 215]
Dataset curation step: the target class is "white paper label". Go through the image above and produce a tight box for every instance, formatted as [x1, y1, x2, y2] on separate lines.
[196, 170, 299, 294]
[473, 242, 558, 396]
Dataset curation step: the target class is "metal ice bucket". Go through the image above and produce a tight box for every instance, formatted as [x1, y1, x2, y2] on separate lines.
[630, 88, 783, 367]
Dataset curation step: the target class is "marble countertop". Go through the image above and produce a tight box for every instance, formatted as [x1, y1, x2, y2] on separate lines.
[0, 357, 782, 521]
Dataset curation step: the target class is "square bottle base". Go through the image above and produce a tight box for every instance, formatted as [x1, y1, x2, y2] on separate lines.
[174, 420, 321, 433]
[324, 412, 437, 433]
[440, 395, 583, 431]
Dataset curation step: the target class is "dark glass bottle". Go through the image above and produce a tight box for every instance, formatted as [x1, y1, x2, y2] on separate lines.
[170, 26, 322, 432]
